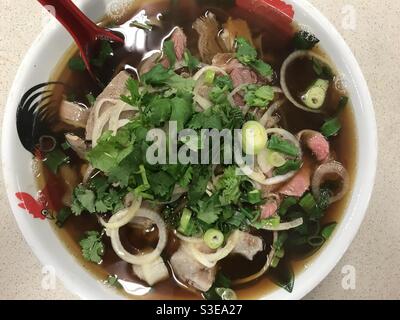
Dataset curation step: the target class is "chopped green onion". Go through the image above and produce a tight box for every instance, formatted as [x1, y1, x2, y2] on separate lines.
[321, 96, 348, 137]
[268, 135, 299, 157]
[242, 121, 268, 155]
[321, 222, 337, 239]
[266, 149, 287, 167]
[204, 70, 216, 85]
[274, 160, 302, 176]
[278, 197, 297, 216]
[252, 215, 280, 229]
[307, 235, 325, 247]
[247, 189, 262, 204]
[271, 256, 281, 268]
[215, 288, 237, 300]
[299, 193, 317, 214]
[178, 208, 192, 235]
[203, 228, 224, 249]
[56, 207, 72, 227]
[301, 79, 329, 109]
[44, 149, 70, 174]
[275, 248, 285, 259]
[273, 231, 288, 250]
[130, 20, 152, 30]
[321, 117, 342, 137]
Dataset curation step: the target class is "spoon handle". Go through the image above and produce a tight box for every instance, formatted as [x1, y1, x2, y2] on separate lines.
[37, 0, 122, 71]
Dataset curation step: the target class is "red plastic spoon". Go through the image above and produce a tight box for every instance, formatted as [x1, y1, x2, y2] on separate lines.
[37, 0, 124, 80]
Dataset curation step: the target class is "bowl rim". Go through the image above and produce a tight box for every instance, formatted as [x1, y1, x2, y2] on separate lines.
[1, 0, 377, 300]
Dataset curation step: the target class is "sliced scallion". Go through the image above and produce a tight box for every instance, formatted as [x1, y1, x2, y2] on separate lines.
[203, 228, 224, 249]
[247, 189, 262, 204]
[266, 149, 287, 167]
[321, 222, 337, 240]
[301, 79, 329, 109]
[204, 70, 216, 85]
[307, 235, 325, 247]
[178, 208, 192, 235]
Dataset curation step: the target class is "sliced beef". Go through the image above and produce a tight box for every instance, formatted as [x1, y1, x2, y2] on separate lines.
[65, 133, 87, 160]
[170, 246, 216, 292]
[260, 201, 278, 219]
[59, 101, 90, 129]
[231, 231, 263, 260]
[171, 27, 187, 61]
[278, 159, 312, 197]
[193, 12, 224, 64]
[305, 133, 330, 162]
[230, 66, 258, 88]
[133, 257, 169, 286]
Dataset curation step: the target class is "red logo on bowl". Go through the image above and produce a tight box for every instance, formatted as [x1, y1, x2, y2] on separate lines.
[15, 192, 53, 220]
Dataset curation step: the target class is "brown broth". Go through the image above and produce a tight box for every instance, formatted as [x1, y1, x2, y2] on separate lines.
[42, 0, 357, 299]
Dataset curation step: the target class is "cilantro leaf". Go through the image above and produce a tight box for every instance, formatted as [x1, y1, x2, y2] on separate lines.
[216, 166, 243, 206]
[244, 85, 275, 108]
[147, 171, 176, 199]
[250, 59, 273, 78]
[142, 64, 172, 86]
[120, 78, 141, 106]
[79, 231, 104, 264]
[178, 166, 193, 188]
[143, 97, 172, 127]
[188, 165, 212, 203]
[71, 185, 95, 215]
[236, 37, 257, 64]
[169, 95, 194, 131]
[235, 37, 273, 78]
[163, 40, 176, 66]
[194, 194, 222, 224]
[71, 177, 126, 215]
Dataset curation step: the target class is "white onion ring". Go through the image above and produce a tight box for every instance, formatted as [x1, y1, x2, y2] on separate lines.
[240, 164, 297, 186]
[312, 161, 350, 204]
[108, 208, 167, 265]
[280, 50, 331, 113]
[257, 149, 273, 174]
[259, 99, 285, 127]
[183, 230, 240, 268]
[262, 218, 303, 231]
[238, 128, 302, 185]
[227, 83, 250, 108]
[174, 231, 204, 244]
[100, 195, 142, 230]
[193, 65, 227, 81]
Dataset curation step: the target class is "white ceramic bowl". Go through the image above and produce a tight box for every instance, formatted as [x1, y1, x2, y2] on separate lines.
[2, 0, 377, 300]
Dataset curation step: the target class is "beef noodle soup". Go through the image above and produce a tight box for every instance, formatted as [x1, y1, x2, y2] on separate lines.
[27, 0, 356, 299]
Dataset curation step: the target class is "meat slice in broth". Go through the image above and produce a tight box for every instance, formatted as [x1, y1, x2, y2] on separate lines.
[170, 246, 216, 292]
